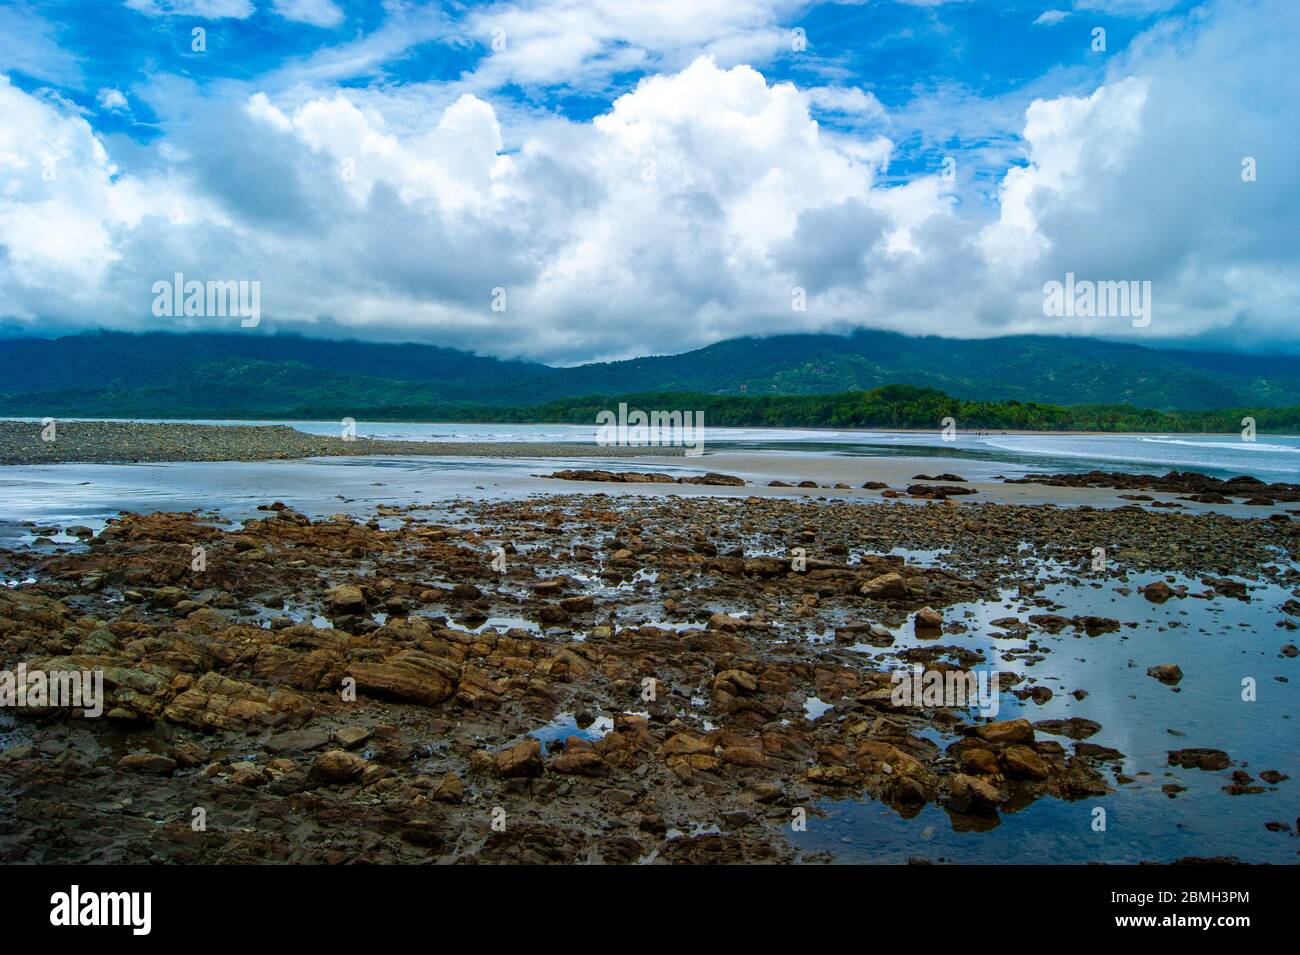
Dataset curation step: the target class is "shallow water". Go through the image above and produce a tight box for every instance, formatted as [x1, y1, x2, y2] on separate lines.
[788, 570, 1299, 864]
[528, 712, 615, 754]
[0, 456, 601, 544]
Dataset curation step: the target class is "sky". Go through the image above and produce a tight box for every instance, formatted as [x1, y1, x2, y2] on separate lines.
[0, 0, 1295, 363]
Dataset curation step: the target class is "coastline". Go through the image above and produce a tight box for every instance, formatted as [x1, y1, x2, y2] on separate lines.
[6, 415, 1295, 440]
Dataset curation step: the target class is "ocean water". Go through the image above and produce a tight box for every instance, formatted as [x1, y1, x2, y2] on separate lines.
[280, 420, 1300, 479]
[787, 570, 1299, 864]
[262, 423, 1299, 482]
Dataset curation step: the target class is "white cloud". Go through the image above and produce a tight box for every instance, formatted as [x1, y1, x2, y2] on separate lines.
[97, 88, 129, 111]
[0, 0, 1296, 359]
[0, 78, 159, 307]
[463, 0, 805, 90]
[124, 0, 256, 19]
[127, 0, 344, 27]
[0, 5, 82, 85]
[272, 0, 344, 29]
[1033, 10, 1071, 26]
[1073, 1, 1181, 15]
[807, 85, 888, 121]
[980, 76, 1150, 272]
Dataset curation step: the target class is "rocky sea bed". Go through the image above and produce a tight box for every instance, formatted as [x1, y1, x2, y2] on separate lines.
[0, 486, 1295, 864]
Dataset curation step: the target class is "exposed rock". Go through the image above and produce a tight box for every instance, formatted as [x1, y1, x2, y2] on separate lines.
[117, 753, 177, 775]
[972, 719, 1035, 746]
[1147, 663, 1184, 685]
[324, 584, 366, 615]
[1168, 748, 1232, 771]
[496, 739, 544, 779]
[308, 749, 369, 785]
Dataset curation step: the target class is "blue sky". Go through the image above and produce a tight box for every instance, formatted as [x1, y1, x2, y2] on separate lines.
[0, 0, 1295, 361]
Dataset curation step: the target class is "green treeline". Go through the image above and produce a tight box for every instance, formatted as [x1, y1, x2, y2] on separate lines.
[276, 384, 1300, 433]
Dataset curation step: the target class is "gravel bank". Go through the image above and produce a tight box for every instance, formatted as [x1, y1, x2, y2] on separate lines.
[0, 420, 684, 465]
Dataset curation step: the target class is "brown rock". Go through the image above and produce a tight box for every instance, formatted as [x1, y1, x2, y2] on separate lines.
[548, 748, 607, 776]
[972, 719, 1035, 746]
[308, 749, 368, 785]
[958, 747, 1000, 775]
[948, 773, 1005, 814]
[1168, 748, 1232, 771]
[117, 753, 177, 775]
[999, 744, 1050, 780]
[333, 726, 370, 749]
[1147, 663, 1183, 685]
[349, 651, 459, 705]
[662, 733, 713, 757]
[1142, 580, 1174, 603]
[431, 772, 464, 803]
[859, 572, 909, 598]
[914, 607, 943, 633]
[324, 584, 366, 614]
[496, 739, 544, 778]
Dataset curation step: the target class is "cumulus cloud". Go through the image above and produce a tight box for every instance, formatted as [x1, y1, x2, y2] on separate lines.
[462, 0, 803, 90]
[1033, 10, 1071, 26]
[271, 0, 345, 29]
[0, 0, 1295, 360]
[97, 88, 129, 111]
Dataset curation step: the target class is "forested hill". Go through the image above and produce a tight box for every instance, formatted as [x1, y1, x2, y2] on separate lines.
[2, 329, 1299, 417]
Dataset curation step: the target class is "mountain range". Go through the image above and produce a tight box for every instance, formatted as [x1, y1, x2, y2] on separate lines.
[2, 329, 1299, 419]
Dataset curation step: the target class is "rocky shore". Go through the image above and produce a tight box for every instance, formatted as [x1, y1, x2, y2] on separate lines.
[0, 420, 684, 466]
[0, 490, 1294, 863]
[1005, 469, 1300, 505]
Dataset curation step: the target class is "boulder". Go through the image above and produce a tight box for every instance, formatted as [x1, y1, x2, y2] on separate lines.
[1147, 663, 1183, 685]
[947, 773, 1004, 814]
[999, 744, 1050, 780]
[349, 651, 459, 705]
[1168, 748, 1232, 771]
[859, 572, 910, 598]
[324, 584, 366, 615]
[308, 749, 368, 785]
[117, 753, 177, 775]
[496, 739, 544, 778]
[1142, 581, 1173, 603]
[913, 607, 943, 633]
[972, 719, 1034, 746]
